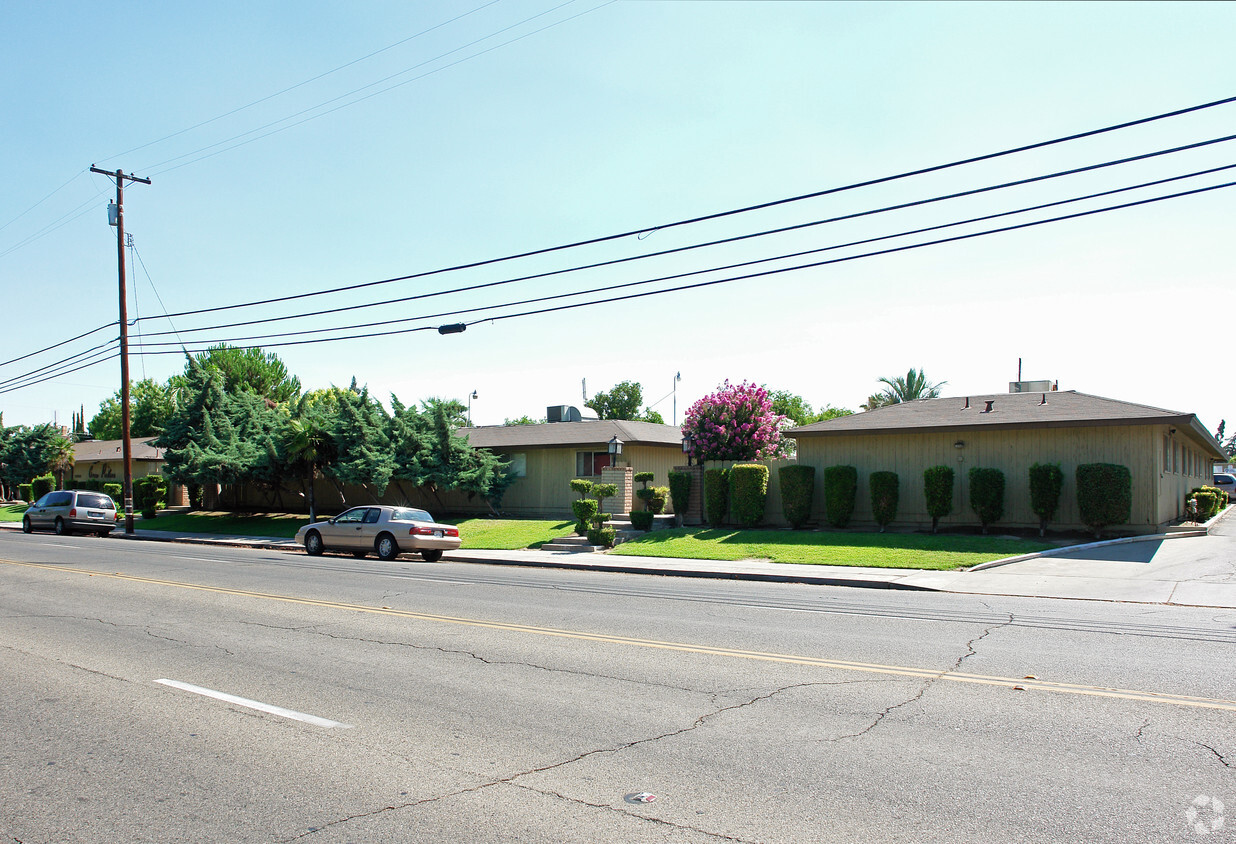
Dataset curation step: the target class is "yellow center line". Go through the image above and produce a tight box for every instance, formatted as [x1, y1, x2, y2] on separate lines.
[6, 557, 1235, 712]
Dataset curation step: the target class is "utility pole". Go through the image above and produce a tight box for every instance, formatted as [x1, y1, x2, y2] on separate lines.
[90, 166, 151, 534]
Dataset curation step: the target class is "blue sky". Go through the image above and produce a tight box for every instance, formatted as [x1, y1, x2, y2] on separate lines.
[2, 1, 1234, 437]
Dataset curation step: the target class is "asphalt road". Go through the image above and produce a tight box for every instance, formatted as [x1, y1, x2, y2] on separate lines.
[1, 530, 1233, 843]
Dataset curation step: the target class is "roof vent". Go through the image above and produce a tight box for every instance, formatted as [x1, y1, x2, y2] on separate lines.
[546, 405, 583, 423]
[963, 397, 970, 409]
[982, 400, 995, 413]
[1039, 393, 1047, 405]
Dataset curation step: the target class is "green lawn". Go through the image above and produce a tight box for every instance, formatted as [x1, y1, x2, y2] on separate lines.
[448, 518, 575, 550]
[0, 504, 29, 522]
[610, 527, 1054, 570]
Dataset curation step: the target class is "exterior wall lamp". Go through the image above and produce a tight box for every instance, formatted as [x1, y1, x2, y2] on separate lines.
[682, 433, 694, 466]
[608, 435, 624, 464]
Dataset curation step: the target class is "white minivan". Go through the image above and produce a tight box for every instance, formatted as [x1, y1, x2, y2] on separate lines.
[22, 490, 118, 536]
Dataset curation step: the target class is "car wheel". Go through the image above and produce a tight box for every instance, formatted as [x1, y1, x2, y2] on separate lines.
[421, 549, 443, 563]
[54, 517, 69, 536]
[22, 516, 33, 534]
[375, 533, 399, 561]
[352, 550, 367, 558]
[304, 530, 324, 556]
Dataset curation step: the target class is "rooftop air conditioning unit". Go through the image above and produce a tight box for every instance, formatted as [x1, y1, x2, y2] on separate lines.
[1009, 380, 1055, 393]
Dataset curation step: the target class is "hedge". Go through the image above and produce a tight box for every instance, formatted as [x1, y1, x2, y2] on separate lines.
[704, 468, 729, 528]
[1028, 462, 1064, 537]
[923, 465, 955, 533]
[870, 471, 899, 531]
[587, 525, 616, 548]
[629, 510, 655, 531]
[668, 472, 692, 521]
[103, 483, 122, 505]
[18, 484, 33, 503]
[1076, 463, 1132, 539]
[728, 464, 769, 528]
[31, 475, 55, 501]
[1187, 486, 1225, 521]
[968, 467, 1005, 534]
[779, 465, 815, 529]
[823, 465, 857, 528]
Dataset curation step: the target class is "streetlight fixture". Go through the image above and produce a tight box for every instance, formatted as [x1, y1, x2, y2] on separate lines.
[468, 390, 478, 427]
[673, 371, 682, 426]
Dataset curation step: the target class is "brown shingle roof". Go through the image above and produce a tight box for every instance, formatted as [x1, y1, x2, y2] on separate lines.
[73, 436, 165, 462]
[459, 420, 684, 450]
[789, 390, 1225, 458]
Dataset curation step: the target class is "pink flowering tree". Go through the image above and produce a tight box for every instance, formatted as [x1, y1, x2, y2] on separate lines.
[681, 380, 788, 462]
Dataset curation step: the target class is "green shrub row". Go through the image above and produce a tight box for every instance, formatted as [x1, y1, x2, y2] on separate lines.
[729, 464, 769, 528]
[704, 468, 729, 528]
[31, 475, 55, 501]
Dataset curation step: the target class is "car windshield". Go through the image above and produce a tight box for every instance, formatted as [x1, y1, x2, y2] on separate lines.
[391, 508, 433, 523]
[76, 493, 114, 510]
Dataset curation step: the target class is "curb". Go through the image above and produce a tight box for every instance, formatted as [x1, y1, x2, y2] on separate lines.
[443, 552, 936, 591]
[967, 529, 1207, 571]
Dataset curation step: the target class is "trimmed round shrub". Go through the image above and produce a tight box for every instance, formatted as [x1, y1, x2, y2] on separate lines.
[1188, 488, 1220, 521]
[1028, 462, 1064, 537]
[779, 465, 815, 529]
[870, 471, 899, 531]
[923, 465, 955, 533]
[629, 510, 654, 531]
[1076, 463, 1132, 539]
[704, 468, 729, 527]
[823, 465, 857, 528]
[648, 486, 668, 515]
[103, 483, 122, 504]
[968, 467, 1005, 534]
[31, 475, 55, 501]
[134, 475, 166, 514]
[634, 472, 655, 486]
[570, 478, 594, 499]
[571, 498, 598, 535]
[586, 526, 616, 548]
[668, 471, 692, 520]
[729, 463, 769, 528]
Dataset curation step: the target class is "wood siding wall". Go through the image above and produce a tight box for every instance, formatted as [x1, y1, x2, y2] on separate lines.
[794, 423, 1202, 533]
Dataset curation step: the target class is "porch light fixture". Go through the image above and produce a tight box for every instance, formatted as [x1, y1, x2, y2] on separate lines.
[682, 433, 694, 466]
[954, 440, 965, 448]
[608, 435, 624, 457]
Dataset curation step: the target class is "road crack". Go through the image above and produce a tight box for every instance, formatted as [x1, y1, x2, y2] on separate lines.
[1197, 742, 1232, 768]
[282, 681, 840, 841]
[825, 614, 1013, 742]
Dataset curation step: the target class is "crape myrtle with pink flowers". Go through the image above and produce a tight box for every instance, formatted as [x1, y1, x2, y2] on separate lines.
[681, 380, 791, 463]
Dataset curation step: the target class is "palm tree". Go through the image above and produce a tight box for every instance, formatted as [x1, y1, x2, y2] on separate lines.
[862, 368, 947, 410]
[45, 429, 76, 489]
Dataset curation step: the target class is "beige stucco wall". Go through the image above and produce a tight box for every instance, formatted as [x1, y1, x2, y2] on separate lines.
[793, 423, 1211, 534]
[70, 459, 163, 483]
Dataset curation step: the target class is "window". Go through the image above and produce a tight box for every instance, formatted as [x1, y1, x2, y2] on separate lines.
[506, 452, 527, 478]
[576, 451, 612, 477]
[1173, 442, 1179, 474]
[1164, 436, 1171, 472]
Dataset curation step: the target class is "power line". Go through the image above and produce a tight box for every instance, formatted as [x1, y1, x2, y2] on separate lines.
[134, 94, 1236, 321]
[0, 348, 119, 396]
[125, 161, 1236, 349]
[125, 177, 1236, 357]
[0, 322, 118, 370]
[131, 134, 1236, 339]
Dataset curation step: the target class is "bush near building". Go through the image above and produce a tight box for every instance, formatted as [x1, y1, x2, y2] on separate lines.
[779, 465, 815, 529]
[729, 464, 769, 528]
[1076, 463, 1132, 539]
[823, 465, 857, 528]
[870, 471, 899, 531]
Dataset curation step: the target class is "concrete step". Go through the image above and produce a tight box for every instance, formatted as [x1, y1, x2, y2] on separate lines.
[541, 535, 605, 553]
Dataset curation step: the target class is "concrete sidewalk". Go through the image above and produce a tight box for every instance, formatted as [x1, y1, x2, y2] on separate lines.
[3, 512, 1233, 608]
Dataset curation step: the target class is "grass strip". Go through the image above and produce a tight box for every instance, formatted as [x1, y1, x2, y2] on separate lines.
[610, 527, 1054, 570]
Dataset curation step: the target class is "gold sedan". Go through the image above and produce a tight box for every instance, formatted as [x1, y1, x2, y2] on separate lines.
[295, 506, 461, 561]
